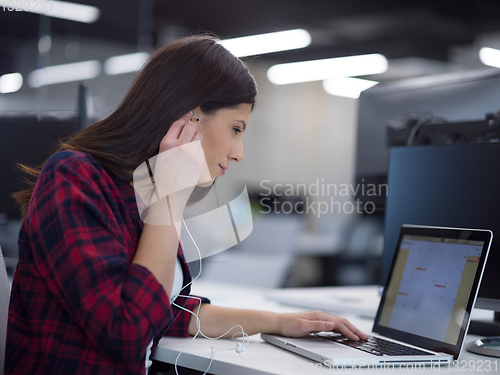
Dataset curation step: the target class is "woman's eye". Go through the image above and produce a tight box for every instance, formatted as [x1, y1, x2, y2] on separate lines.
[233, 127, 242, 135]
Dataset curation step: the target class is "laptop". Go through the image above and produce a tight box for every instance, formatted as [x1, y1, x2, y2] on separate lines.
[262, 225, 492, 368]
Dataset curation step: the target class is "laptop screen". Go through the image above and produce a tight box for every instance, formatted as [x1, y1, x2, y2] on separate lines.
[379, 234, 483, 343]
[373, 226, 492, 358]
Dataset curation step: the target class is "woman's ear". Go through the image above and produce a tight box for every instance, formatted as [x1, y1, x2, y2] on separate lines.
[190, 106, 203, 123]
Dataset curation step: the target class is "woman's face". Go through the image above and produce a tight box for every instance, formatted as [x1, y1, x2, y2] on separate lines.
[194, 104, 252, 183]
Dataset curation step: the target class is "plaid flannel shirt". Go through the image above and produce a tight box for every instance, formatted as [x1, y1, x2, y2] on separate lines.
[5, 150, 209, 375]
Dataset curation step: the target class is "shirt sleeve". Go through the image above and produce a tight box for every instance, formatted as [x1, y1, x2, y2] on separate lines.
[164, 294, 211, 337]
[28, 153, 174, 365]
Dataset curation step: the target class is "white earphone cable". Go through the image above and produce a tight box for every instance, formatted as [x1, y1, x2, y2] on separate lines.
[166, 216, 248, 375]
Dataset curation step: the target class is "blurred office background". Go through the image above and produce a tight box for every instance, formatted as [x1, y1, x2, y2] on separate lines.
[2, 0, 500, 288]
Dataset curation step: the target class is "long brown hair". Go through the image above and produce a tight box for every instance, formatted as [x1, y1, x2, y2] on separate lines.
[14, 34, 257, 217]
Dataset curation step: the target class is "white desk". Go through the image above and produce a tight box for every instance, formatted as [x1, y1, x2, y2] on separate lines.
[154, 280, 497, 374]
[265, 285, 382, 318]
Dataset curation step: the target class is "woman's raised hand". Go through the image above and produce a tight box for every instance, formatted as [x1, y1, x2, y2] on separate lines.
[158, 112, 203, 154]
[153, 112, 210, 201]
[133, 112, 210, 226]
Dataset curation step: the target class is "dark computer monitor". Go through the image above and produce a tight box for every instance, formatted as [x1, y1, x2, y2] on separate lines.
[383, 143, 500, 336]
[0, 115, 78, 220]
[355, 69, 500, 211]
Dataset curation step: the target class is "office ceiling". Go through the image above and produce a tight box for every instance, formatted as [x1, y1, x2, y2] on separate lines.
[2, 0, 500, 75]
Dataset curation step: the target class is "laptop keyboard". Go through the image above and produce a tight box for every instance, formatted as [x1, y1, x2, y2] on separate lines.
[316, 333, 431, 357]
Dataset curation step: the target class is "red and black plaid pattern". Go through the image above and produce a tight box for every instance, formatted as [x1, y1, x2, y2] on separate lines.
[5, 150, 208, 375]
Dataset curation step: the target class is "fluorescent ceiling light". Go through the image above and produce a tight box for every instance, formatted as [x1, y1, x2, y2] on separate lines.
[479, 47, 500, 68]
[0, 73, 23, 94]
[28, 60, 101, 88]
[104, 52, 150, 75]
[267, 53, 388, 85]
[322, 77, 378, 99]
[219, 29, 311, 57]
[14, 1, 100, 23]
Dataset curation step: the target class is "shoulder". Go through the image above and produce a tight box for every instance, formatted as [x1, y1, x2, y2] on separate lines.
[31, 150, 121, 211]
[40, 150, 123, 193]
[43, 150, 105, 178]
[33, 151, 103, 203]
[35, 150, 139, 217]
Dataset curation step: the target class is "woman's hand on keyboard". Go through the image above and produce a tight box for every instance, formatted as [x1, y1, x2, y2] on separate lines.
[277, 310, 369, 341]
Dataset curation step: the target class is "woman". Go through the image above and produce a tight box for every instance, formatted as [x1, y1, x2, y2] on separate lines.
[5, 35, 367, 375]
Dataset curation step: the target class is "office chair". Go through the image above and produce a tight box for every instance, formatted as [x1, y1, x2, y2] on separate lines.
[0, 245, 11, 374]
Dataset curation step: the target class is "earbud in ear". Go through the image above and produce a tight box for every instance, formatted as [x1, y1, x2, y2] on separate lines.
[189, 110, 200, 122]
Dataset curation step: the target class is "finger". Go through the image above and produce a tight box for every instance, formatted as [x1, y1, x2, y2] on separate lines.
[167, 112, 193, 140]
[335, 321, 360, 341]
[342, 320, 369, 341]
[309, 320, 336, 334]
[179, 121, 198, 143]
